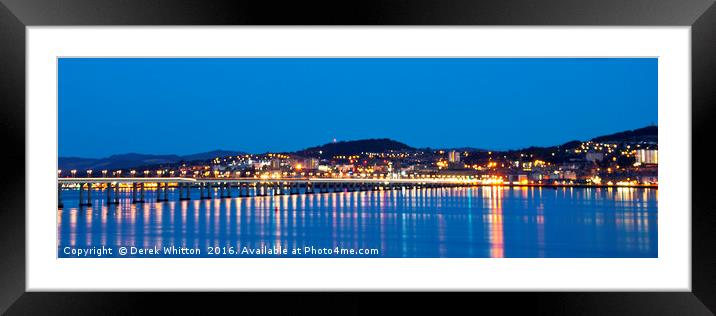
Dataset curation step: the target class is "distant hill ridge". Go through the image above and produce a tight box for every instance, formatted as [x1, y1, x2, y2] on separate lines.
[59, 150, 245, 171]
[591, 125, 657, 143]
[294, 138, 414, 159]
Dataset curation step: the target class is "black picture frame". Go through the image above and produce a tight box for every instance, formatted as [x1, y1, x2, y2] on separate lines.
[1, 0, 714, 314]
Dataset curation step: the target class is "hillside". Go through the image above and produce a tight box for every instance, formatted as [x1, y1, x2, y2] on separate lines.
[58, 150, 245, 171]
[591, 125, 657, 143]
[295, 138, 414, 159]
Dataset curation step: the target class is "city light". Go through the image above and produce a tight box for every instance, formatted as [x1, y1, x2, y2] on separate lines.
[58, 135, 656, 188]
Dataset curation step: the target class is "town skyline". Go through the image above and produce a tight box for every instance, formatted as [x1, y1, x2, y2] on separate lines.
[59, 125, 657, 189]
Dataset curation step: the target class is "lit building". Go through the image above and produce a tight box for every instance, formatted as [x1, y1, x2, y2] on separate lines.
[448, 150, 461, 163]
[562, 170, 577, 180]
[335, 164, 354, 173]
[639, 175, 658, 184]
[636, 149, 658, 165]
[585, 152, 604, 163]
[269, 159, 281, 170]
[304, 158, 319, 169]
[508, 174, 528, 183]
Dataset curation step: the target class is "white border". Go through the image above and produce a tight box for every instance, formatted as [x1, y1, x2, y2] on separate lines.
[27, 27, 690, 291]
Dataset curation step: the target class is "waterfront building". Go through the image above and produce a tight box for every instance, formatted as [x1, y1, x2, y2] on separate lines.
[448, 150, 461, 163]
[639, 175, 658, 184]
[636, 149, 658, 165]
[270, 159, 281, 170]
[304, 158, 320, 169]
[508, 174, 529, 184]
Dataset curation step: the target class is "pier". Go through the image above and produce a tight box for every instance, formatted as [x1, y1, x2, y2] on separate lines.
[56, 177, 656, 208]
[57, 177, 470, 208]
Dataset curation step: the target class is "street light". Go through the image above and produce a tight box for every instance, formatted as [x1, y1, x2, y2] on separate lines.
[71, 169, 77, 178]
[86, 169, 93, 177]
[57, 169, 62, 177]
[102, 170, 108, 177]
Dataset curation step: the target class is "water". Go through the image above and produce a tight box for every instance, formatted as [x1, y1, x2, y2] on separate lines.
[57, 186, 657, 258]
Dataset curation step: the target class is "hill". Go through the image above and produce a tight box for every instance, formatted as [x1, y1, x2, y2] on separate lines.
[58, 150, 245, 171]
[441, 147, 488, 152]
[591, 125, 657, 143]
[181, 150, 245, 161]
[295, 138, 414, 159]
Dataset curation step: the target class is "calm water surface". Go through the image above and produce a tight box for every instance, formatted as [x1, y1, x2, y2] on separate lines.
[57, 186, 657, 258]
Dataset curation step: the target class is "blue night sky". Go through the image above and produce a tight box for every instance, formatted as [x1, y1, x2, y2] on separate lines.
[59, 58, 657, 158]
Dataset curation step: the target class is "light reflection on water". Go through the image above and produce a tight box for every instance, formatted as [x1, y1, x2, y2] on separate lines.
[57, 186, 657, 258]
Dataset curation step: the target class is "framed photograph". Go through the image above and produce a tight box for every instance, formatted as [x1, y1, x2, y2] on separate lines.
[1, 0, 715, 314]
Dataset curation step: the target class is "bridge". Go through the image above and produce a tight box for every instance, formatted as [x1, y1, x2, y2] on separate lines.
[57, 177, 476, 208]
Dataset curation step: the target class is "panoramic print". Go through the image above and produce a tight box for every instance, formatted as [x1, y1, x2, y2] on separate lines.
[57, 58, 657, 258]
